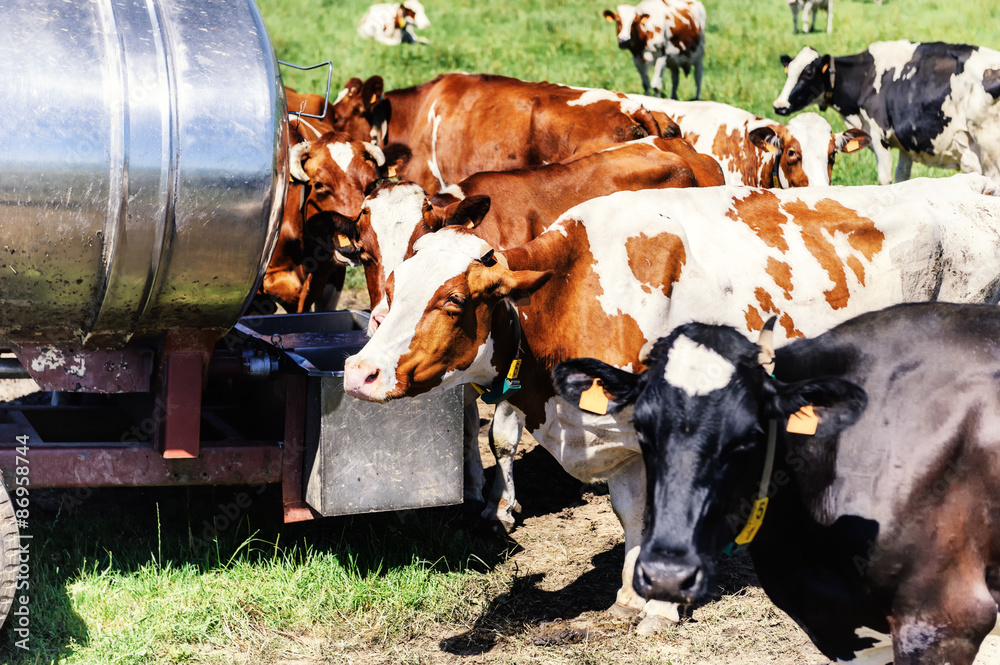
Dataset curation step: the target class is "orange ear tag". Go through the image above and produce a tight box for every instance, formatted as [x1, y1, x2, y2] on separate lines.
[786, 404, 818, 435]
[387, 166, 396, 178]
[579, 378, 610, 415]
[335, 233, 351, 248]
[845, 139, 860, 152]
[764, 142, 779, 153]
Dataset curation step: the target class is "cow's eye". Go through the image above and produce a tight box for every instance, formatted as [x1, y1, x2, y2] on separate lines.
[443, 295, 465, 314]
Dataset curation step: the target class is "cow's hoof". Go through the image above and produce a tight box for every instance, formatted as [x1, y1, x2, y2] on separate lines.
[607, 603, 641, 620]
[636, 614, 676, 635]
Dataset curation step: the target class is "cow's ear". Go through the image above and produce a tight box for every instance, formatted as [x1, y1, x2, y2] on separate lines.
[451, 195, 491, 229]
[553, 358, 644, 415]
[835, 128, 871, 154]
[341, 78, 363, 99]
[381, 143, 411, 177]
[768, 377, 867, 440]
[361, 76, 384, 111]
[780, 54, 792, 68]
[749, 127, 782, 154]
[502, 268, 552, 303]
[603, 9, 617, 22]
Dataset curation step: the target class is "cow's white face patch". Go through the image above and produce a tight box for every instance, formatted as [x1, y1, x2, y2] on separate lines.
[332, 86, 349, 106]
[773, 46, 820, 110]
[326, 142, 356, 175]
[615, 5, 637, 42]
[786, 112, 835, 185]
[664, 336, 735, 396]
[364, 183, 428, 299]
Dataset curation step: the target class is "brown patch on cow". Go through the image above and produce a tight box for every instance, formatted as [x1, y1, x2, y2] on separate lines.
[667, 8, 702, 55]
[714, 125, 772, 187]
[681, 129, 700, 146]
[625, 232, 686, 298]
[725, 189, 789, 251]
[777, 132, 810, 187]
[766, 257, 794, 300]
[754, 287, 776, 314]
[745, 304, 764, 332]
[778, 313, 803, 338]
[782, 199, 885, 310]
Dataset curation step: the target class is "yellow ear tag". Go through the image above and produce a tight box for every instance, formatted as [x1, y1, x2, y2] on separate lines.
[784, 65, 788, 73]
[371, 93, 379, 104]
[845, 139, 860, 152]
[764, 142, 779, 153]
[335, 233, 350, 248]
[787, 404, 819, 435]
[387, 166, 396, 177]
[733, 497, 769, 545]
[822, 63, 829, 73]
[579, 378, 610, 415]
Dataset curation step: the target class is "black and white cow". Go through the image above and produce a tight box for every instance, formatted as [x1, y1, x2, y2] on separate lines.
[553, 302, 1000, 664]
[773, 41, 1000, 185]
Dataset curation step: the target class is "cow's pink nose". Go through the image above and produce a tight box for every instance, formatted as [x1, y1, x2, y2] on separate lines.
[344, 359, 382, 400]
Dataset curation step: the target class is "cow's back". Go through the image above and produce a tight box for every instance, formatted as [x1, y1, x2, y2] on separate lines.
[385, 74, 661, 193]
[521, 174, 1000, 367]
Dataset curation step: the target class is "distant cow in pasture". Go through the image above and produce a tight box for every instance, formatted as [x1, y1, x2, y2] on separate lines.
[788, 0, 832, 34]
[603, 0, 706, 99]
[774, 41, 1000, 185]
[554, 302, 1000, 665]
[358, 1, 431, 45]
[355, 135, 722, 527]
[629, 95, 870, 186]
[341, 174, 1000, 634]
[330, 73, 674, 194]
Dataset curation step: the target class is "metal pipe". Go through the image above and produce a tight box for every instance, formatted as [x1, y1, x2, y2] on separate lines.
[0, 358, 30, 381]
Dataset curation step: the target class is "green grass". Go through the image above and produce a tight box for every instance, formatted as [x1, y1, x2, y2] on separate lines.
[9, 1, 1000, 662]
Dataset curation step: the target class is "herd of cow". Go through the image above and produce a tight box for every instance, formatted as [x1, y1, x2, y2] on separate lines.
[266, 5, 1000, 661]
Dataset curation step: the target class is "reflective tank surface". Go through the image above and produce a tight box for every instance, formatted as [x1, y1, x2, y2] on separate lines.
[0, 0, 287, 347]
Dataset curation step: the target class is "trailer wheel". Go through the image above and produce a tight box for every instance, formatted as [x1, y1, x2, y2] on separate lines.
[0, 477, 20, 627]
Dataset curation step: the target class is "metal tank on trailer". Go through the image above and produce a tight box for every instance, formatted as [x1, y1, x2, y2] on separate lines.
[0, 0, 464, 628]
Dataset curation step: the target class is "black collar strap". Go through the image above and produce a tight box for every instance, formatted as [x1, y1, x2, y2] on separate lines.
[471, 299, 523, 404]
[722, 418, 778, 555]
[771, 152, 784, 189]
[820, 56, 836, 111]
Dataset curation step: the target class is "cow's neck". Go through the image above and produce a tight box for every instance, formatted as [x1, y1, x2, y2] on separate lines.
[826, 54, 869, 118]
[384, 83, 430, 147]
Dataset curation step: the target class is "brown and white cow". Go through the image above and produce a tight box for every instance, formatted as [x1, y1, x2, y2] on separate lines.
[261, 119, 409, 313]
[330, 73, 673, 194]
[342, 174, 1000, 633]
[290, 79, 391, 148]
[357, 0, 431, 45]
[629, 95, 870, 187]
[355, 135, 723, 527]
[603, 0, 706, 99]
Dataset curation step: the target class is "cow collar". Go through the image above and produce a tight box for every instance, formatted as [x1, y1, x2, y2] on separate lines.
[770, 154, 784, 189]
[471, 298, 523, 405]
[722, 417, 778, 556]
[820, 56, 836, 111]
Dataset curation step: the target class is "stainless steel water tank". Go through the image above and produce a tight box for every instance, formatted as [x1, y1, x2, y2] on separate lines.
[0, 0, 288, 348]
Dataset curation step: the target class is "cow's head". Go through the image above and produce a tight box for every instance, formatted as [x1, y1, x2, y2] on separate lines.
[356, 182, 491, 334]
[399, 0, 431, 30]
[329, 76, 391, 145]
[552, 321, 866, 605]
[773, 47, 831, 116]
[343, 229, 551, 402]
[748, 114, 870, 187]
[288, 132, 411, 263]
[604, 6, 652, 54]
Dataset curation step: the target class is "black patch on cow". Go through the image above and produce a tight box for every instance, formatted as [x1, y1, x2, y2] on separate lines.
[825, 52, 875, 118]
[862, 43, 977, 155]
[984, 68, 1000, 99]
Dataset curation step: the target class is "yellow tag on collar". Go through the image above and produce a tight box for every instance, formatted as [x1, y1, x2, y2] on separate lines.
[734, 497, 769, 545]
[579, 378, 609, 415]
[507, 359, 521, 380]
[470, 383, 486, 396]
[787, 404, 819, 435]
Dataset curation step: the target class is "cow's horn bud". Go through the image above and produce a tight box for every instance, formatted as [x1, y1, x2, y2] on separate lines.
[364, 142, 386, 166]
[758, 316, 777, 375]
[289, 142, 311, 183]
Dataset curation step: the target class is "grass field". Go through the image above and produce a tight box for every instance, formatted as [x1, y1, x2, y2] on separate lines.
[5, 1, 1000, 663]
